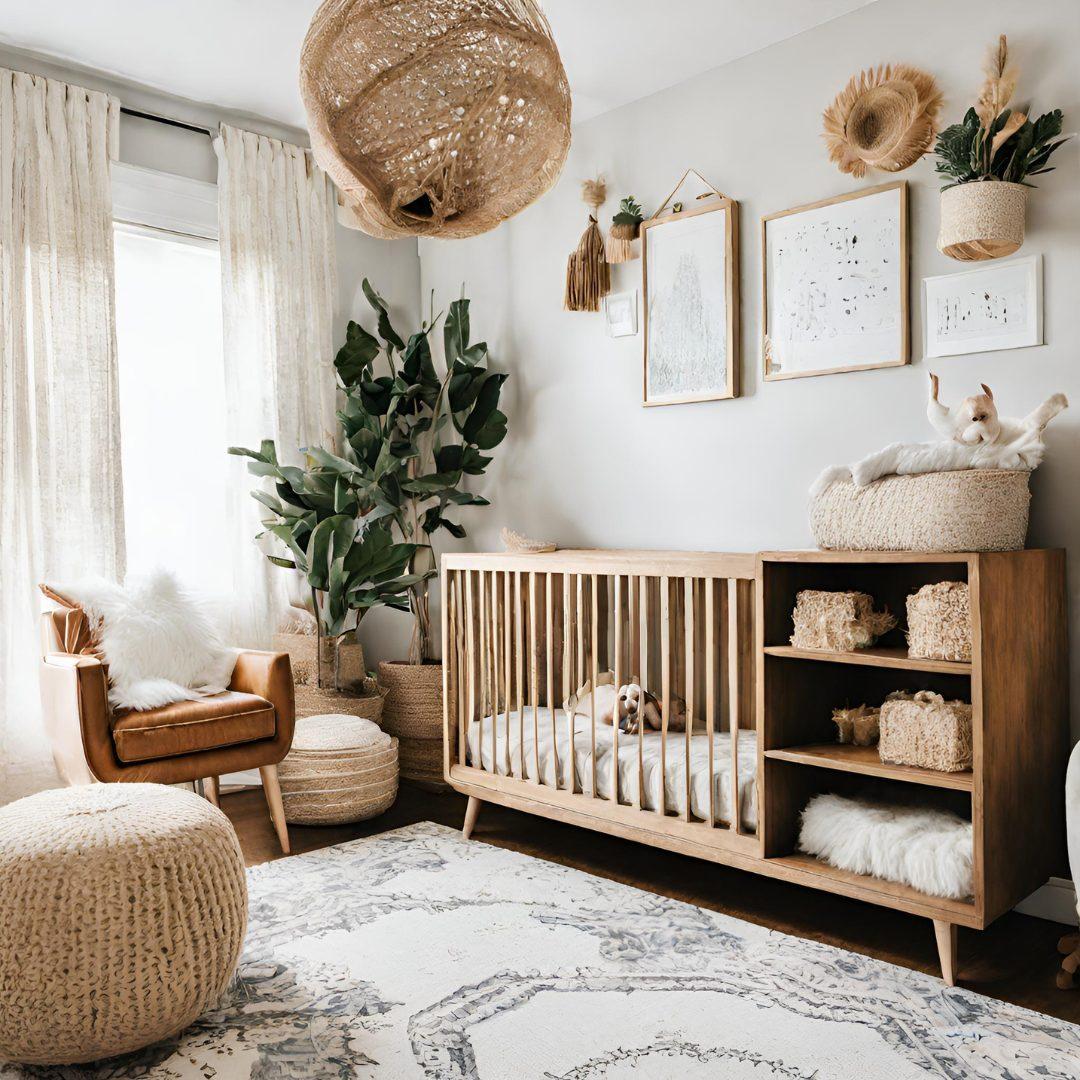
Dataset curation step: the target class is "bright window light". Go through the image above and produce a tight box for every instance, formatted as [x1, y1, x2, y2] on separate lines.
[113, 224, 230, 595]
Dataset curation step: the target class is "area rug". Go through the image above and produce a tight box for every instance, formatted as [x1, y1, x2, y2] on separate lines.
[6, 822, 1079, 1079]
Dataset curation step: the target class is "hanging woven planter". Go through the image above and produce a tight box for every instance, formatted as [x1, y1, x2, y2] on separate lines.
[300, 0, 572, 240]
[938, 179, 1027, 261]
[605, 195, 644, 263]
[565, 177, 610, 312]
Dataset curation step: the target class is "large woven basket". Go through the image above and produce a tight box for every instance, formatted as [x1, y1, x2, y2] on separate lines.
[273, 632, 365, 690]
[938, 180, 1027, 262]
[379, 660, 452, 787]
[294, 677, 386, 725]
[810, 470, 1030, 552]
[278, 715, 398, 826]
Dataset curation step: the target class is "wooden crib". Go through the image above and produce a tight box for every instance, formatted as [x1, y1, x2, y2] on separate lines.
[440, 548, 1069, 985]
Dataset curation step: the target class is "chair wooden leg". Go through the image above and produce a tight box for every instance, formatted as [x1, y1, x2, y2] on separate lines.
[204, 776, 220, 808]
[463, 796, 482, 840]
[260, 765, 290, 854]
[933, 919, 957, 986]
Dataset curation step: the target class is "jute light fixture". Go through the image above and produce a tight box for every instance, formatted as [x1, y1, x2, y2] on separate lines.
[300, 0, 572, 239]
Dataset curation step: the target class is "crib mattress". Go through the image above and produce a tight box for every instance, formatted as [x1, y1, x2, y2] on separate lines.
[466, 707, 757, 830]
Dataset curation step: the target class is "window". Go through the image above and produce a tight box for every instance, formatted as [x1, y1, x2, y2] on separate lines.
[112, 165, 230, 594]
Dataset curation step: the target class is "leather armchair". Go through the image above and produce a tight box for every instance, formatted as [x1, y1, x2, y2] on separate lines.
[38, 611, 296, 853]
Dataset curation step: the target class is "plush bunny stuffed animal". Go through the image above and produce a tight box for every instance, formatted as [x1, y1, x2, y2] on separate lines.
[812, 374, 1068, 494]
[616, 683, 687, 734]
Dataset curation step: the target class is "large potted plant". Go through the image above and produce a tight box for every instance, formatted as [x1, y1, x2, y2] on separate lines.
[321, 281, 508, 783]
[228, 438, 427, 721]
[934, 35, 1068, 261]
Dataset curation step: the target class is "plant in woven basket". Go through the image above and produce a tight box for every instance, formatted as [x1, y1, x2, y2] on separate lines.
[227, 438, 427, 688]
[328, 280, 509, 665]
[606, 195, 644, 263]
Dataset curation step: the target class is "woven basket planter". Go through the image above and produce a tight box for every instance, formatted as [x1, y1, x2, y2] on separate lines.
[379, 660, 453, 786]
[938, 180, 1027, 262]
[879, 691, 973, 772]
[294, 677, 386, 725]
[278, 715, 398, 826]
[790, 590, 896, 651]
[810, 469, 1030, 553]
[907, 582, 972, 662]
[273, 632, 366, 690]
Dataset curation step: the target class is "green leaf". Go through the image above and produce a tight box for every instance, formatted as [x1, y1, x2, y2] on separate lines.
[334, 320, 380, 387]
[363, 279, 405, 351]
[228, 445, 270, 462]
[443, 297, 470, 366]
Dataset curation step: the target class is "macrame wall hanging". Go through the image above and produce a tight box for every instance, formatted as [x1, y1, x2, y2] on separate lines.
[564, 177, 611, 312]
[605, 195, 644, 263]
[300, 0, 572, 239]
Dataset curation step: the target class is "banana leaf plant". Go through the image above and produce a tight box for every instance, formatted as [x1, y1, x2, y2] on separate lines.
[227, 436, 429, 687]
[324, 279, 508, 664]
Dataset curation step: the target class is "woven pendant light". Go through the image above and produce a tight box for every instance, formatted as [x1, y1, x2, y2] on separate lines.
[565, 177, 610, 312]
[300, 0, 572, 240]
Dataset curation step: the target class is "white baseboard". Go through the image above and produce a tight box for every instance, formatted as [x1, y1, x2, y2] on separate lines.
[1015, 877, 1079, 926]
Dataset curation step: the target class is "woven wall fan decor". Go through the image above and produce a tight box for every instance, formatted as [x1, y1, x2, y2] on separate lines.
[823, 64, 943, 177]
[300, 0, 572, 240]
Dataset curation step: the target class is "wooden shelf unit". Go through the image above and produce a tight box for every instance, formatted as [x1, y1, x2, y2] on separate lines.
[756, 550, 1069, 965]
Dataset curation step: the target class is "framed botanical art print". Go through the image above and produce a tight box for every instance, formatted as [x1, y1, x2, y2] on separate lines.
[641, 196, 739, 406]
[762, 180, 908, 381]
[923, 255, 1043, 358]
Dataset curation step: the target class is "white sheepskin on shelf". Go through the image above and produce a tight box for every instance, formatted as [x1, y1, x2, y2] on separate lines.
[798, 793, 973, 900]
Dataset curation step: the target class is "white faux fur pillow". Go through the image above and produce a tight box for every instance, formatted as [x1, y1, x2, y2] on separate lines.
[54, 571, 237, 712]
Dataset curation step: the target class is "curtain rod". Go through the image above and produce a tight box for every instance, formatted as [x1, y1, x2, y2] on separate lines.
[119, 106, 213, 139]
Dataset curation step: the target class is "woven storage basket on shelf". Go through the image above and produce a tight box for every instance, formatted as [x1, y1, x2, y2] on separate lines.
[907, 582, 972, 662]
[0, 784, 246, 1065]
[879, 691, 973, 772]
[810, 469, 1030, 552]
[278, 715, 398, 826]
[300, 0, 571, 239]
[790, 590, 896, 651]
[295, 677, 386, 725]
[379, 660, 453, 787]
[938, 180, 1027, 261]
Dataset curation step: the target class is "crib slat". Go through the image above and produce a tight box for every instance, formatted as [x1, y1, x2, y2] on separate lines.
[590, 574, 599, 799]
[684, 577, 694, 822]
[546, 572, 559, 788]
[504, 571, 512, 775]
[659, 576, 670, 818]
[490, 572, 499, 775]
[612, 575, 622, 805]
[516, 570, 525, 781]
[529, 572, 540, 785]
[455, 572, 466, 767]
[727, 577, 741, 834]
[465, 572, 476, 771]
[705, 578, 716, 827]
[636, 575, 648, 810]
[564, 574, 574, 793]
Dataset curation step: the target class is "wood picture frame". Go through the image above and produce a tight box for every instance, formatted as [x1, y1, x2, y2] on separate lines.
[641, 196, 739, 406]
[762, 180, 909, 382]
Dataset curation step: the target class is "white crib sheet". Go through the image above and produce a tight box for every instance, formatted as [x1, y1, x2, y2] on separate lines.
[466, 707, 757, 830]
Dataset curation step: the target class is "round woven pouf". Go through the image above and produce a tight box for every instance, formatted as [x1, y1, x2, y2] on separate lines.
[278, 715, 398, 826]
[0, 783, 246, 1065]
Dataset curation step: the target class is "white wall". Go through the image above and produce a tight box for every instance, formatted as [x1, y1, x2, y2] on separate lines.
[417, 0, 1080, 738]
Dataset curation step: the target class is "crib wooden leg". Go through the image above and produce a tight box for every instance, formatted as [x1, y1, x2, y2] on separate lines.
[463, 796, 483, 840]
[933, 919, 957, 986]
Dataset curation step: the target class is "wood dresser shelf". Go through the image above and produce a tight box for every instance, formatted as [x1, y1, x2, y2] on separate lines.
[764, 743, 973, 791]
[763, 644, 971, 675]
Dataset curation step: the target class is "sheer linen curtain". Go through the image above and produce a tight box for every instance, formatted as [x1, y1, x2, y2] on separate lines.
[215, 124, 338, 648]
[0, 70, 125, 803]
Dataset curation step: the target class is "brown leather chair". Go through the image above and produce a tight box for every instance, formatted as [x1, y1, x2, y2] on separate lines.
[38, 609, 295, 853]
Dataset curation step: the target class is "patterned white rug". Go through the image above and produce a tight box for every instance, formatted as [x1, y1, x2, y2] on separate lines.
[7, 821, 1080, 1079]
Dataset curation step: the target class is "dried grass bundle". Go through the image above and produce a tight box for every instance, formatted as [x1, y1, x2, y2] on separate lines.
[823, 63, 943, 177]
[906, 581, 972, 662]
[565, 176, 610, 312]
[832, 704, 881, 746]
[879, 691, 973, 772]
[790, 590, 897, 652]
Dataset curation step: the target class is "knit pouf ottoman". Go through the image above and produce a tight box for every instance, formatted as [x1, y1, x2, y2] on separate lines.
[278, 714, 399, 825]
[0, 783, 247, 1065]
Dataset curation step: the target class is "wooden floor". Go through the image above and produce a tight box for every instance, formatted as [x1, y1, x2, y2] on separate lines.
[221, 782, 1080, 1025]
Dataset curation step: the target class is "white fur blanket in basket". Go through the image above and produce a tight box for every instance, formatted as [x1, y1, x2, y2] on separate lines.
[798, 793, 973, 900]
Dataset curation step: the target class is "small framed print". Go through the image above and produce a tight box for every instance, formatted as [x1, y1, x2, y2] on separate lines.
[923, 255, 1043, 358]
[762, 181, 909, 380]
[604, 290, 638, 337]
[641, 196, 739, 406]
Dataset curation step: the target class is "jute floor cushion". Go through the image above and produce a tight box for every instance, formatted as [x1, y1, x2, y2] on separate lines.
[0, 784, 247, 1066]
[278, 714, 398, 826]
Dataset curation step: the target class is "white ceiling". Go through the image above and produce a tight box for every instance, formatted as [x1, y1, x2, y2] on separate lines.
[0, 0, 877, 128]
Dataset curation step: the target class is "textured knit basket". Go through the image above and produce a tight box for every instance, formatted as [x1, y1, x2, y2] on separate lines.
[938, 180, 1027, 262]
[278, 715, 398, 826]
[295, 677, 386, 725]
[790, 590, 896, 651]
[0, 784, 246, 1065]
[378, 660, 454, 788]
[907, 581, 972, 662]
[879, 690, 973, 772]
[810, 470, 1030, 552]
[300, 0, 571, 239]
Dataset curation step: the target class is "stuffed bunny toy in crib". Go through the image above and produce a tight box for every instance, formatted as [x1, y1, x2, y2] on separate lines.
[811, 374, 1068, 495]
